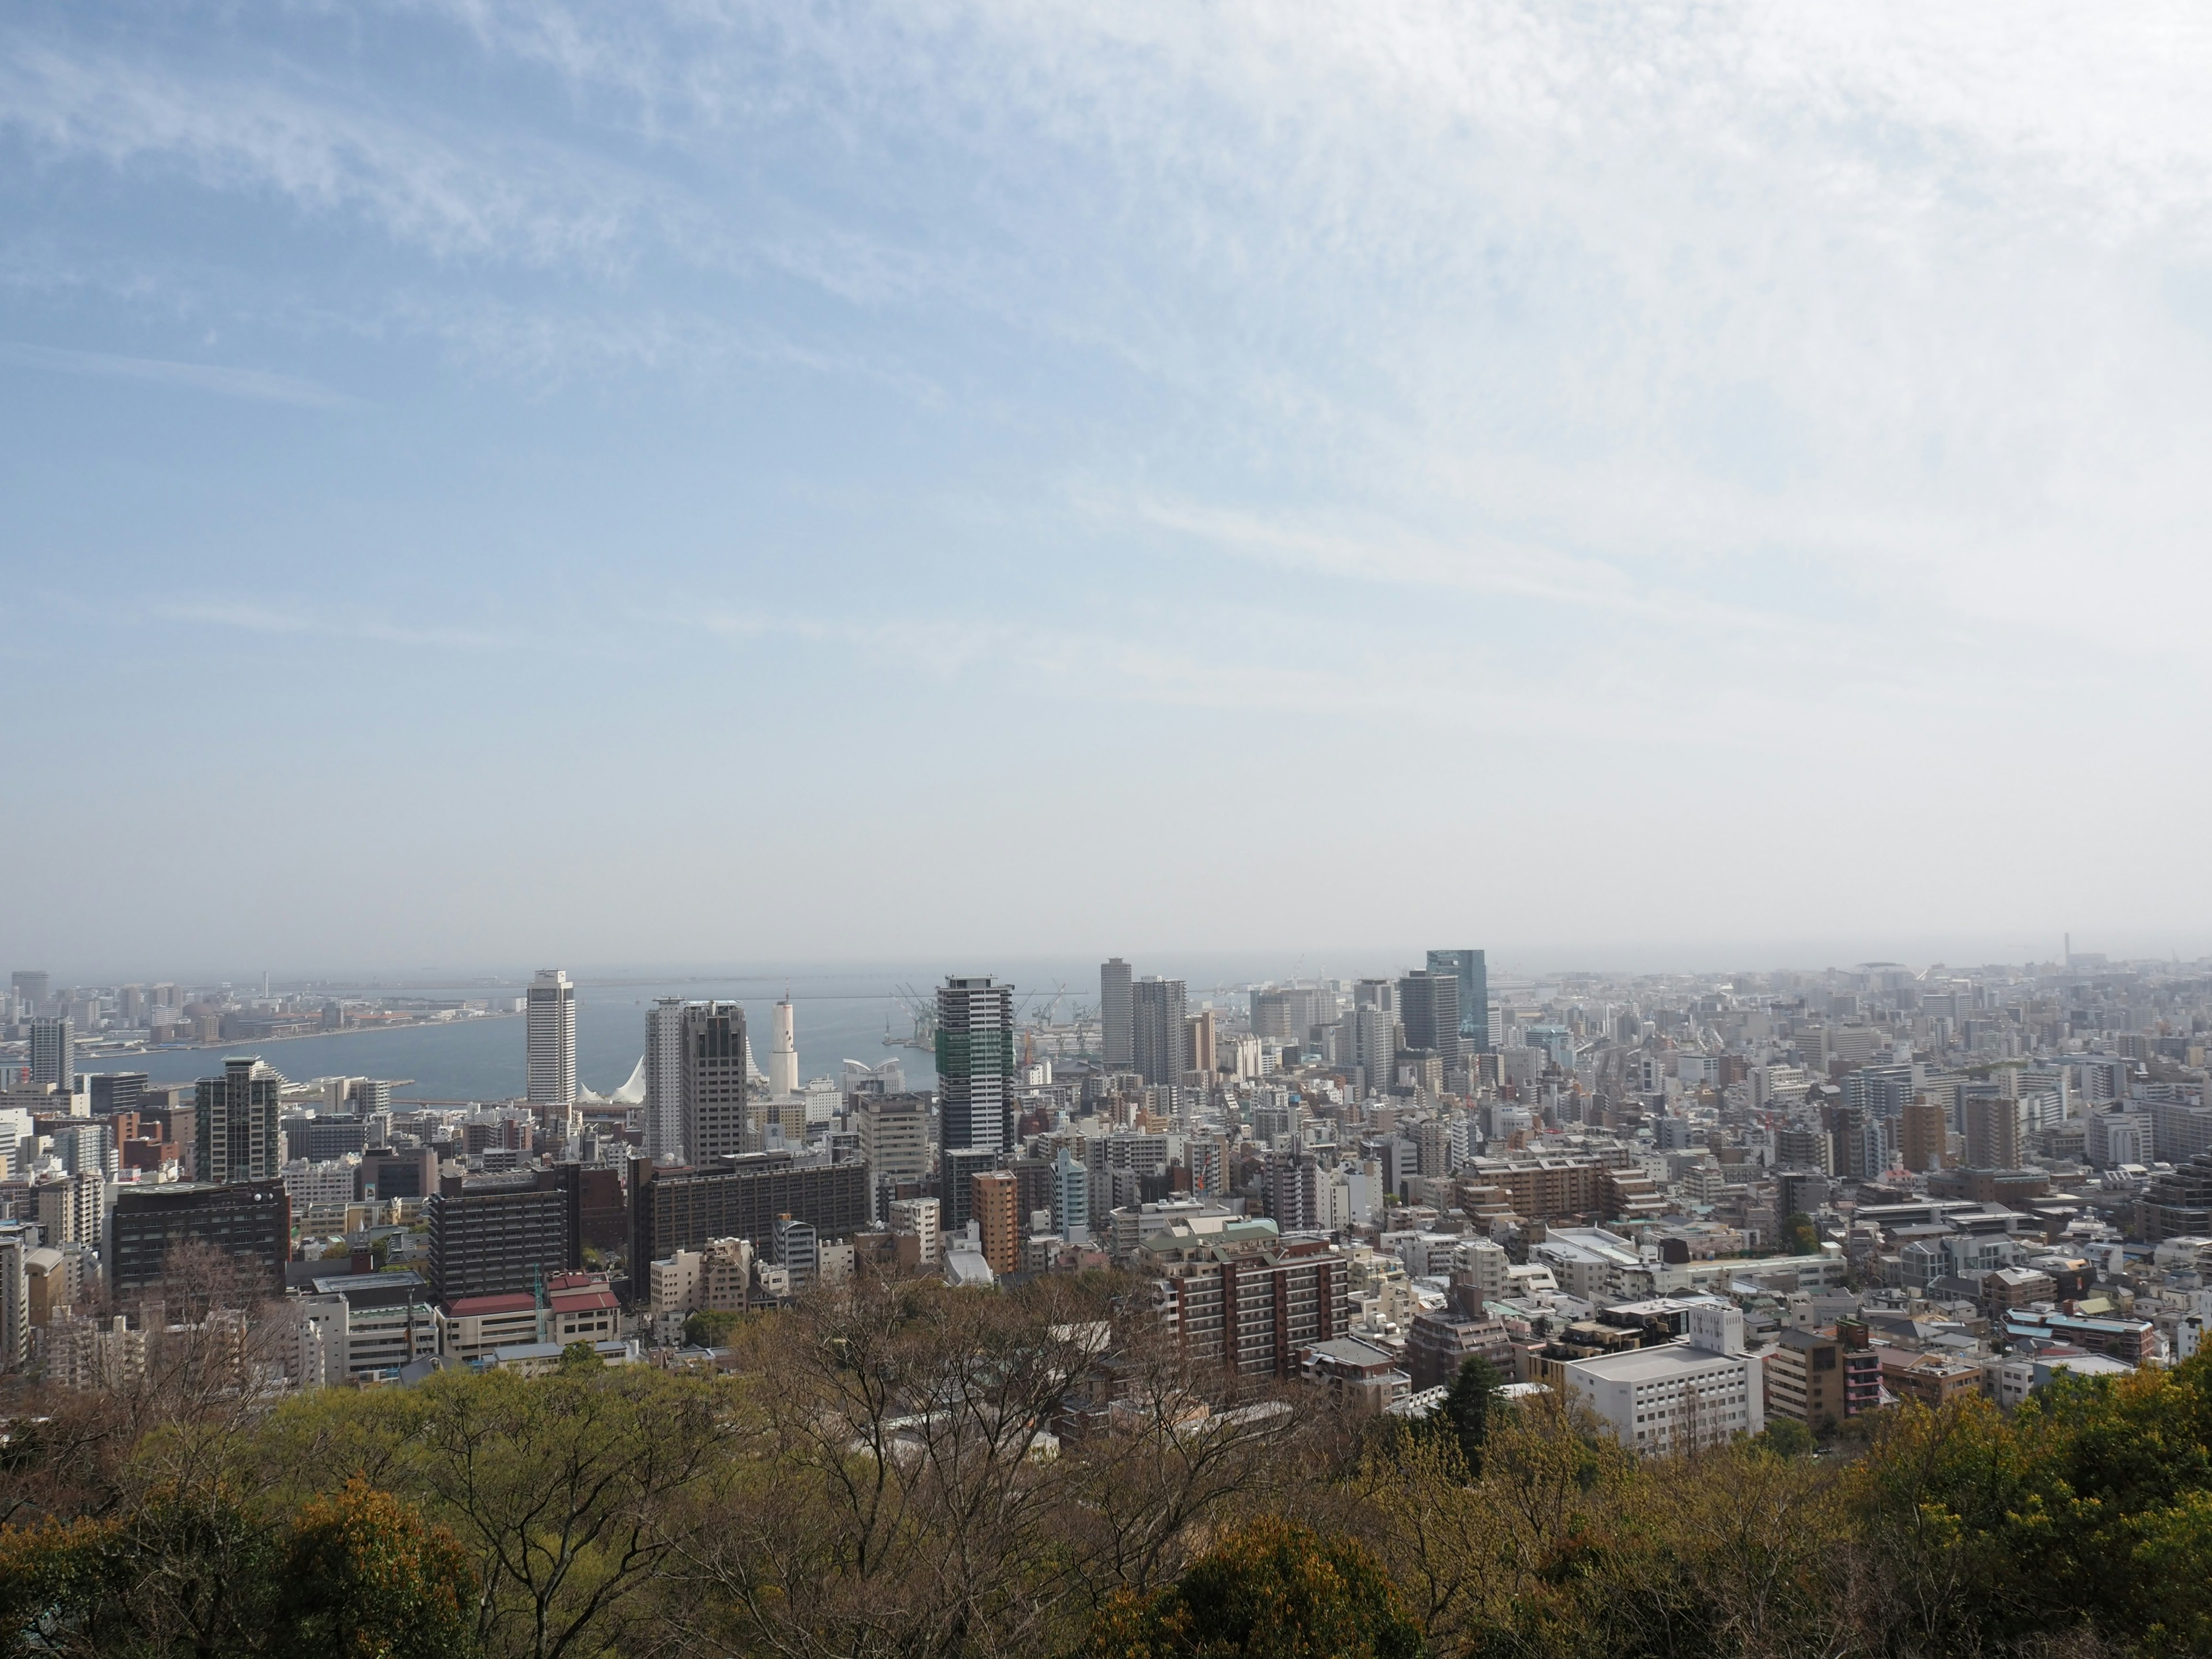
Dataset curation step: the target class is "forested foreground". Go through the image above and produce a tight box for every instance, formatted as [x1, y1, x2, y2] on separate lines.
[5, 1274, 2212, 1659]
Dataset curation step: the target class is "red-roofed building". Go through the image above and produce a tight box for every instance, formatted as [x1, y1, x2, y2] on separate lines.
[438, 1292, 539, 1365]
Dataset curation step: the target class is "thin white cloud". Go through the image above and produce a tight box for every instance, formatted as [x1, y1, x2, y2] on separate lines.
[0, 31, 675, 271]
[162, 601, 509, 650]
[0, 340, 355, 407]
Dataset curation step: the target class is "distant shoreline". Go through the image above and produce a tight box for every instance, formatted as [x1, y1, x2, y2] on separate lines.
[78, 1007, 522, 1060]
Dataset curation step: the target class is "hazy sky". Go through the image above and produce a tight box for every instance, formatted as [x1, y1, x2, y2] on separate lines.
[6, 2, 2211, 978]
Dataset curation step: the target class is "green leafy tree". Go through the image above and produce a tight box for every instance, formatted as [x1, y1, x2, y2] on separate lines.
[1088, 1515, 1421, 1659]
[681, 1309, 743, 1349]
[1435, 1357, 1503, 1478]
[1755, 1418, 1815, 1460]
[276, 1477, 475, 1659]
[1780, 1212, 1819, 1256]
[556, 1342, 602, 1373]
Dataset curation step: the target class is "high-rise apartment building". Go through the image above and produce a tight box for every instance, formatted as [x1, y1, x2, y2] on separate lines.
[857, 1092, 932, 1217]
[1347, 1005, 1399, 1096]
[680, 1002, 751, 1161]
[645, 997, 688, 1164]
[1187, 1009, 1218, 1077]
[195, 1056, 284, 1184]
[1964, 1096, 2021, 1171]
[12, 971, 50, 1014]
[937, 976, 1015, 1166]
[525, 970, 578, 1105]
[1900, 1097, 1949, 1173]
[1053, 1145, 1089, 1242]
[1100, 959, 1134, 1069]
[1426, 950, 1489, 1050]
[1397, 970, 1461, 1069]
[1131, 977, 1189, 1087]
[29, 1017, 74, 1090]
[972, 1168, 1021, 1274]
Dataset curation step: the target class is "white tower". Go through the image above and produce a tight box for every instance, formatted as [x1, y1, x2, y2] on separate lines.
[770, 995, 800, 1098]
[525, 969, 578, 1105]
[645, 997, 688, 1164]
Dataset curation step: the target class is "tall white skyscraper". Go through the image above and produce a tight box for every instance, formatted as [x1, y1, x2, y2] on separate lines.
[645, 997, 688, 1164]
[525, 969, 577, 1105]
[770, 996, 800, 1097]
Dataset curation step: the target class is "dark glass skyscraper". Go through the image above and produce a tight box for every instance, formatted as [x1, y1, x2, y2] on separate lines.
[1426, 949, 1490, 1051]
[1397, 969, 1461, 1067]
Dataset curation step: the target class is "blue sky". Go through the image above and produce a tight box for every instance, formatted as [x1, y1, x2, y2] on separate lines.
[6, 1, 2211, 977]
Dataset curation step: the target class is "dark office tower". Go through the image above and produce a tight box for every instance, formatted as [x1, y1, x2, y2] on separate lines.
[1100, 958, 1134, 1069]
[108, 1181, 289, 1298]
[90, 1073, 147, 1117]
[1353, 978, 1396, 1014]
[195, 1056, 285, 1184]
[1426, 950, 1490, 1050]
[939, 1146, 1001, 1239]
[29, 1018, 74, 1090]
[680, 1002, 749, 1161]
[426, 1165, 582, 1302]
[1397, 970, 1463, 1069]
[628, 1154, 871, 1294]
[13, 971, 50, 1013]
[1130, 977, 1190, 1086]
[938, 976, 1015, 1165]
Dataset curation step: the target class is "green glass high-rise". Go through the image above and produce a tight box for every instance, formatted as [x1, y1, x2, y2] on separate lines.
[1426, 949, 1490, 1052]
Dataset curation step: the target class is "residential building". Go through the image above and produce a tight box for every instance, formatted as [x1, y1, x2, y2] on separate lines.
[1143, 1218, 1352, 1380]
[645, 997, 688, 1164]
[888, 1196, 941, 1264]
[1131, 978, 1190, 1088]
[773, 1217, 819, 1291]
[1187, 1009, 1218, 1077]
[1053, 1144, 1089, 1241]
[1406, 1306, 1513, 1392]
[195, 1056, 285, 1184]
[525, 969, 578, 1106]
[1964, 1095, 2021, 1171]
[973, 1168, 1021, 1275]
[938, 976, 1015, 1163]
[857, 1092, 932, 1218]
[1100, 959, 1134, 1069]
[1764, 1327, 1878, 1429]
[1900, 1097, 1949, 1172]
[0, 1222, 32, 1370]
[29, 1017, 74, 1090]
[1302, 1335, 1411, 1411]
